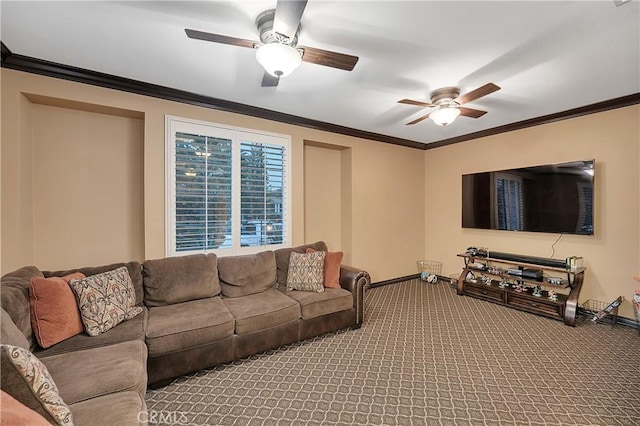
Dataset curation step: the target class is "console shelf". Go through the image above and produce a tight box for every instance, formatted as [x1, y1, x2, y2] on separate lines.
[457, 253, 585, 326]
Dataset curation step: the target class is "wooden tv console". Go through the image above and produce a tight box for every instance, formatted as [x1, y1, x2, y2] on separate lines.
[457, 253, 584, 326]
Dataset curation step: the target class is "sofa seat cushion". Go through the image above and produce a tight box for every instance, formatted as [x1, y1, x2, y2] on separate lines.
[222, 289, 301, 335]
[146, 297, 234, 357]
[69, 391, 146, 426]
[41, 340, 147, 405]
[34, 308, 146, 358]
[283, 288, 353, 319]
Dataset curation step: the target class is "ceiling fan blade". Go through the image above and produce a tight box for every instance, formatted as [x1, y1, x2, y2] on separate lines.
[398, 99, 436, 108]
[185, 28, 257, 49]
[273, 0, 308, 40]
[261, 72, 280, 87]
[455, 83, 500, 105]
[406, 113, 432, 125]
[458, 107, 487, 118]
[299, 46, 359, 71]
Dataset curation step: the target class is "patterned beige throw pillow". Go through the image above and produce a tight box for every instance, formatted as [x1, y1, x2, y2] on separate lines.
[0, 345, 73, 425]
[69, 267, 143, 336]
[286, 251, 326, 293]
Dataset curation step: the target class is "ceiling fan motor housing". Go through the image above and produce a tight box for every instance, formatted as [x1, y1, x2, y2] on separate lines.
[256, 9, 299, 46]
[430, 87, 461, 106]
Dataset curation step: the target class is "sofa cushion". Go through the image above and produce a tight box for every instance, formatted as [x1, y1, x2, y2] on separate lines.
[69, 267, 143, 337]
[69, 391, 146, 426]
[1, 390, 50, 425]
[0, 344, 73, 425]
[306, 248, 343, 289]
[1, 266, 44, 349]
[222, 289, 301, 335]
[146, 297, 235, 356]
[29, 275, 84, 348]
[43, 261, 144, 305]
[41, 340, 147, 405]
[218, 251, 277, 297]
[286, 251, 326, 293]
[143, 253, 220, 307]
[1, 308, 30, 349]
[275, 241, 328, 287]
[283, 287, 354, 319]
[34, 308, 146, 357]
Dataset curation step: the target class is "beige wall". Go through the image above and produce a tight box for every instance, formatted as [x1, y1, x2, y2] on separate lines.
[1, 68, 425, 282]
[30, 103, 144, 269]
[3, 69, 637, 317]
[304, 143, 344, 254]
[425, 105, 640, 318]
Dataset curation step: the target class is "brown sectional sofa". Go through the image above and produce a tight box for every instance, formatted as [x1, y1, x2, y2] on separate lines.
[1, 263, 149, 425]
[0, 241, 370, 425]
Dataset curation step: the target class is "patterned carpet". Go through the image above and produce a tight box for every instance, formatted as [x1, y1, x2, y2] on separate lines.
[146, 280, 640, 425]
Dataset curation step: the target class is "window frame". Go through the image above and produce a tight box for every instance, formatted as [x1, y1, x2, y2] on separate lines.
[165, 115, 292, 257]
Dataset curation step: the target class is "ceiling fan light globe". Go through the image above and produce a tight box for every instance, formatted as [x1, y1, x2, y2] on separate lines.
[430, 107, 461, 126]
[256, 43, 302, 78]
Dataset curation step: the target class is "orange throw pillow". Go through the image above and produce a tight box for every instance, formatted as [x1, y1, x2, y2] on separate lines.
[306, 248, 343, 289]
[1, 390, 50, 426]
[29, 273, 85, 348]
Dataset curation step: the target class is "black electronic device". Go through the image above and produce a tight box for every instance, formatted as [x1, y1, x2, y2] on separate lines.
[461, 160, 594, 235]
[507, 267, 543, 281]
[489, 251, 567, 269]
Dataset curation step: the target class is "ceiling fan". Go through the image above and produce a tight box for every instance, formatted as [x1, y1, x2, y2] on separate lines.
[398, 83, 501, 126]
[185, 0, 359, 87]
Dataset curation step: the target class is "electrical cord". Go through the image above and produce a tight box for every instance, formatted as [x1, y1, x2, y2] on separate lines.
[550, 233, 563, 258]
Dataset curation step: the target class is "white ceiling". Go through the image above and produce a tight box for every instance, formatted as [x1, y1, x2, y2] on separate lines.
[2, 0, 639, 146]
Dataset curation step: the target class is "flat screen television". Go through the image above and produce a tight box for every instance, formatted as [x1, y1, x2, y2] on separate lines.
[462, 160, 594, 235]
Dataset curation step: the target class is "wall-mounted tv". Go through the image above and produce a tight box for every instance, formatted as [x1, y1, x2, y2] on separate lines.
[462, 160, 594, 235]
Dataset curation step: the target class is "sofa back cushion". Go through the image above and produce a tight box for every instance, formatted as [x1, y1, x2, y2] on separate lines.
[218, 251, 277, 297]
[1, 266, 44, 349]
[1, 308, 30, 349]
[274, 241, 328, 287]
[143, 254, 220, 306]
[43, 261, 144, 305]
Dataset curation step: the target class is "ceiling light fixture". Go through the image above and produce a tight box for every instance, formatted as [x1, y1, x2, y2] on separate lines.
[255, 43, 302, 78]
[613, 0, 632, 7]
[430, 106, 461, 127]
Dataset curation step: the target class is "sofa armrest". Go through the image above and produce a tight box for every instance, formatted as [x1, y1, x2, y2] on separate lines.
[339, 265, 371, 328]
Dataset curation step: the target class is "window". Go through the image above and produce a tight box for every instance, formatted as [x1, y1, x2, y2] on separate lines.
[494, 173, 524, 231]
[166, 116, 290, 256]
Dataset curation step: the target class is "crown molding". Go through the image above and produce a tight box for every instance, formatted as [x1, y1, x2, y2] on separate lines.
[0, 45, 425, 150]
[2, 42, 638, 151]
[424, 93, 640, 150]
[1, 42, 12, 62]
